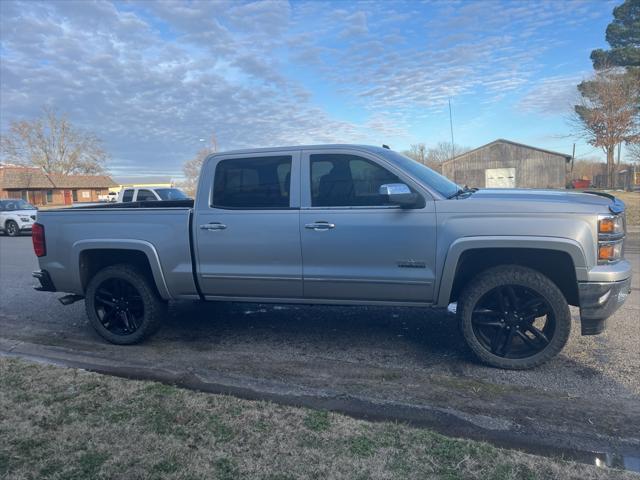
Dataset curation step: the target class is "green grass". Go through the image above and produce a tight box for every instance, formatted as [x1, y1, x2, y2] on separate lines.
[0, 357, 634, 480]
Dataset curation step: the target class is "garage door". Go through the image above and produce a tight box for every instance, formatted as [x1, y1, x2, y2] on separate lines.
[485, 168, 516, 188]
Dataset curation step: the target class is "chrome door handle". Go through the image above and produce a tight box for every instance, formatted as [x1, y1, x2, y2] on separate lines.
[200, 222, 227, 231]
[305, 221, 335, 231]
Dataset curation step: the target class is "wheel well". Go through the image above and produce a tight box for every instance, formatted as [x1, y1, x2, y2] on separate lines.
[449, 248, 579, 306]
[79, 249, 156, 294]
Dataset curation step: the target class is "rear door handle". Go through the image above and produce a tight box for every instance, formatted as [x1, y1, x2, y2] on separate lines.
[305, 221, 335, 231]
[200, 222, 227, 231]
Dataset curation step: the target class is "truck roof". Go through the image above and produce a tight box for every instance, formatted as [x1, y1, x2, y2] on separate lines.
[208, 144, 389, 157]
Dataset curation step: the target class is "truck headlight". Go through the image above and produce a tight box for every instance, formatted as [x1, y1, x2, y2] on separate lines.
[598, 215, 624, 236]
[597, 214, 625, 264]
[598, 240, 623, 263]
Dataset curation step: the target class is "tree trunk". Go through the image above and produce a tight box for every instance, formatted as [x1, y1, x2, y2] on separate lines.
[606, 146, 615, 189]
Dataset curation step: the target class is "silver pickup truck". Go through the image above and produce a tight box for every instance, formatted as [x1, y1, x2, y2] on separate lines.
[32, 145, 632, 369]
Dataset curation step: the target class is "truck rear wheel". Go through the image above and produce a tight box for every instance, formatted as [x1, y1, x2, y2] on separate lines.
[85, 264, 167, 345]
[458, 265, 571, 369]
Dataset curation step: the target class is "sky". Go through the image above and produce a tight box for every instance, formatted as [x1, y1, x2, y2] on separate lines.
[0, 0, 622, 179]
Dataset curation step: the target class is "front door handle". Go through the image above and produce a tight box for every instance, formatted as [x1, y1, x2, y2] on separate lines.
[305, 221, 335, 231]
[200, 222, 227, 231]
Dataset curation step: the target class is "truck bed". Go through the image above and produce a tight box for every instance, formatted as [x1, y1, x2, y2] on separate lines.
[36, 203, 198, 299]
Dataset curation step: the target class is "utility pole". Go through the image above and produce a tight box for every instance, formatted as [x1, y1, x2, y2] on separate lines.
[448, 98, 455, 160]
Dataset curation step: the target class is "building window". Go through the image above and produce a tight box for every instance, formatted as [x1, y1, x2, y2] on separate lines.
[21, 191, 28, 201]
[72, 190, 78, 202]
[46, 190, 53, 203]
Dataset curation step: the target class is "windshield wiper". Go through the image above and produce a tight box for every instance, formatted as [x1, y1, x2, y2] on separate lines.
[447, 186, 477, 199]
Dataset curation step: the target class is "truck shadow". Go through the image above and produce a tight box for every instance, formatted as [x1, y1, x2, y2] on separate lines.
[163, 300, 473, 365]
[155, 300, 614, 389]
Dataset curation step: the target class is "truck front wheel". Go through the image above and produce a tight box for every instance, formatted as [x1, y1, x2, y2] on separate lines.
[85, 264, 167, 345]
[458, 265, 571, 369]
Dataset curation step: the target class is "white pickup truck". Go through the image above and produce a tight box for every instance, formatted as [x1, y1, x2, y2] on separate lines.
[31, 144, 631, 369]
[117, 186, 190, 203]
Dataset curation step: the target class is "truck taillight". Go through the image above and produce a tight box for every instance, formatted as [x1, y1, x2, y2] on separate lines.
[32, 223, 46, 257]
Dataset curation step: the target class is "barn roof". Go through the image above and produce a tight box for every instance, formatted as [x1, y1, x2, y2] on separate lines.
[443, 139, 572, 165]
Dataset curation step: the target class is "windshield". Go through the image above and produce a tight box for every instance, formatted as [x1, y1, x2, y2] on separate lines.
[0, 199, 36, 211]
[378, 149, 460, 199]
[154, 188, 189, 201]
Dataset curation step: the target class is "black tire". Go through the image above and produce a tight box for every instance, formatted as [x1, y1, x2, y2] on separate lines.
[85, 264, 167, 345]
[5, 220, 19, 237]
[458, 265, 571, 370]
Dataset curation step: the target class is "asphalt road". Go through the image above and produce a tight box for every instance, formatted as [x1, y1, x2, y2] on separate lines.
[1, 233, 639, 463]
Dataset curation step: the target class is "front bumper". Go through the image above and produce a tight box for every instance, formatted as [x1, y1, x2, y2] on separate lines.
[578, 276, 632, 335]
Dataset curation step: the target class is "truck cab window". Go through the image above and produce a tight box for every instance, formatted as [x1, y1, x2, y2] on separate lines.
[310, 154, 413, 207]
[122, 190, 134, 202]
[213, 156, 292, 209]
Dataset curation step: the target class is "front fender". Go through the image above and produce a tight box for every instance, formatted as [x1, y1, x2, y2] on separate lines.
[435, 236, 588, 307]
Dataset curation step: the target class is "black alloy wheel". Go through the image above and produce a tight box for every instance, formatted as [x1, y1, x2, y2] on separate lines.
[85, 264, 167, 344]
[458, 265, 571, 369]
[471, 285, 555, 359]
[94, 278, 145, 335]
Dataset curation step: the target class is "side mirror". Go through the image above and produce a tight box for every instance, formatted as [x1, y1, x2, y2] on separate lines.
[379, 183, 418, 207]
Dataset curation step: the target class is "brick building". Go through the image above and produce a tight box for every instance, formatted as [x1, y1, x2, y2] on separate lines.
[0, 164, 117, 206]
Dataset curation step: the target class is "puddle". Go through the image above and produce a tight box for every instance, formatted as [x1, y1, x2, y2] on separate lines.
[595, 452, 640, 473]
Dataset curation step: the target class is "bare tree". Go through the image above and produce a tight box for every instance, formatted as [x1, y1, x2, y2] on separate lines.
[627, 142, 640, 163]
[0, 107, 109, 175]
[404, 142, 469, 173]
[404, 143, 427, 164]
[181, 133, 217, 197]
[425, 142, 469, 172]
[426, 141, 469, 165]
[572, 158, 606, 180]
[572, 68, 640, 188]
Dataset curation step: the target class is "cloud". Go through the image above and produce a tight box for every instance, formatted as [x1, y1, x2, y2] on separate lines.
[518, 74, 585, 115]
[0, 0, 368, 175]
[0, 0, 612, 175]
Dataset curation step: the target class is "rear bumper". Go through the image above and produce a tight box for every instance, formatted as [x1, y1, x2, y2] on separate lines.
[33, 270, 57, 292]
[578, 276, 632, 335]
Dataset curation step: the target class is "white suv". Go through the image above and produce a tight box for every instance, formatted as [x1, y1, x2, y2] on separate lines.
[0, 199, 37, 236]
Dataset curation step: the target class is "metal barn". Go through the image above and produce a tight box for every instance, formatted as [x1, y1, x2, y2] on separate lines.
[441, 139, 571, 189]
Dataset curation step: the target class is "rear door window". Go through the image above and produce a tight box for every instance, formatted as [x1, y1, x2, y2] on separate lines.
[212, 156, 292, 209]
[121, 190, 134, 202]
